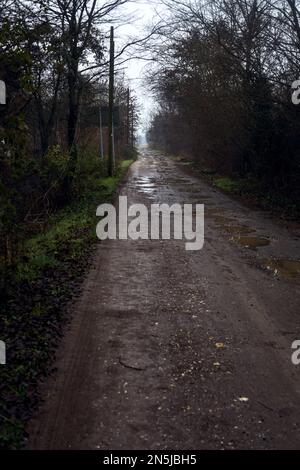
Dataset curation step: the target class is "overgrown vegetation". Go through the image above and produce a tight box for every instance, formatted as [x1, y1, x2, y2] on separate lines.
[147, 0, 300, 216]
[0, 150, 134, 449]
[0, 0, 139, 448]
[0, 0, 139, 276]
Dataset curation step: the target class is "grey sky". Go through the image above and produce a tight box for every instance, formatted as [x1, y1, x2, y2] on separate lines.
[115, 1, 164, 133]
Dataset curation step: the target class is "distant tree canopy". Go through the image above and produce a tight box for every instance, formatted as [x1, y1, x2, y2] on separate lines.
[147, 0, 300, 203]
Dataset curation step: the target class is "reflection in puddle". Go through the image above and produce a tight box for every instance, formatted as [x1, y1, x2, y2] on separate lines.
[137, 184, 156, 189]
[262, 259, 300, 282]
[135, 176, 157, 194]
[232, 235, 270, 249]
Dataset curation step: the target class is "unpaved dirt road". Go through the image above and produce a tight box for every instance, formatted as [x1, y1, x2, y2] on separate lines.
[28, 148, 300, 450]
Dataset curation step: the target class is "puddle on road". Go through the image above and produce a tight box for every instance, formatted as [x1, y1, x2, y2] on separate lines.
[214, 216, 255, 235]
[213, 215, 236, 224]
[165, 178, 187, 185]
[191, 207, 261, 245]
[262, 259, 300, 282]
[223, 225, 255, 235]
[232, 235, 270, 249]
[137, 184, 156, 191]
[135, 177, 157, 194]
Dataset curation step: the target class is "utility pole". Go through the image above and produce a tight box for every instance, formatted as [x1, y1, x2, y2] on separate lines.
[131, 99, 134, 149]
[99, 105, 104, 159]
[108, 26, 115, 176]
[126, 88, 130, 146]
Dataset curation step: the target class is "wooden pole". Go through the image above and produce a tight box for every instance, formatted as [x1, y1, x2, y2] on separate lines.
[126, 88, 130, 146]
[99, 103, 104, 159]
[108, 26, 115, 176]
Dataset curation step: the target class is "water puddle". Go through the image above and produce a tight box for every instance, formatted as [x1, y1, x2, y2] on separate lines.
[135, 177, 157, 194]
[166, 179, 187, 185]
[223, 225, 255, 235]
[262, 259, 300, 282]
[137, 184, 156, 189]
[213, 215, 236, 224]
[232, 235, 270, 249]
[214, 216, 255, 234]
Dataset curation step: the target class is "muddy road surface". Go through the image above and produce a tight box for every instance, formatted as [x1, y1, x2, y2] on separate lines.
[28, 148, 300, 449]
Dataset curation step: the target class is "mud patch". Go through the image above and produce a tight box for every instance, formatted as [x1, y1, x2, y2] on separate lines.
[205, 207, 224, 217]
[216, 221, 255, 235]
[232, 235, 270, 249]
[262, 259, 300, 282]
[224, 225, 255, 235]
[199, 200, 216, 206]
[213, 216, 236, 225]
[179, 186, 204, 194]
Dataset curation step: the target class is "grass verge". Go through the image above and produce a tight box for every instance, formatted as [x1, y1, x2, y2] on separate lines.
[0, 158, 134, 449]
[212, 175, 300, 217]
[170, 154, 300, 219]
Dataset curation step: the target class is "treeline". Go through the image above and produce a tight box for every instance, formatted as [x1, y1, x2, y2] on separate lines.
[0, 0, 138, 275]
[147, 0, 300, 211]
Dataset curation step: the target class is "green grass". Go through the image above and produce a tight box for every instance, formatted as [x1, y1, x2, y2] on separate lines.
[203, 174, 258, 197]
[120, 159, 134, 170]
[15, 158, 134, 283]
[0, 155, 134, 449]
[212, 175, 300, 215]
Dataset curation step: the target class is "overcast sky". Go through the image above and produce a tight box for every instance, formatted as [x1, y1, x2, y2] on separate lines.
[115, 0, 165, 134]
